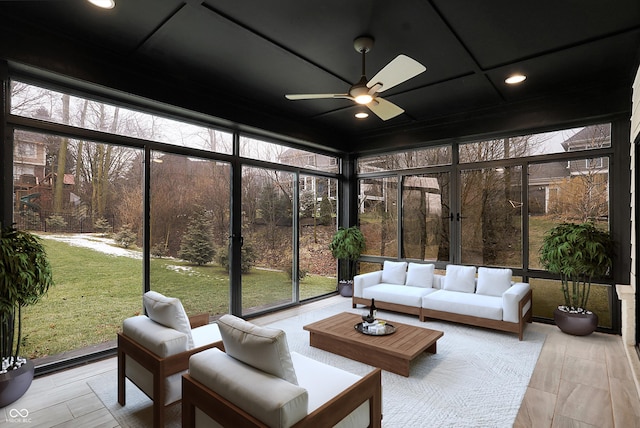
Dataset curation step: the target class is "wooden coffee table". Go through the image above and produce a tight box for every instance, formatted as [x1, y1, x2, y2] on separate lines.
[303, 312, 443, 377]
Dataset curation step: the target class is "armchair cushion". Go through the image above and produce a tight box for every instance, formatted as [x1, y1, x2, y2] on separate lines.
[476, 267, 513, 297]
[189, 348, 308, 428]
[405, 263, 435, 288]
[443, 265, 477, 293]
[122, 315, 190, 405]
[143, 290, 194, 349]
[122, 315, 189, 357]
[381, 260, 408, 285]
[217, 314, 298, 385]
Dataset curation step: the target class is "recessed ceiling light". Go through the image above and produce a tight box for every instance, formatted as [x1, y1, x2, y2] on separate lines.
[88, 0, 115, 9]
[505, 74, 526, 85]
[355, 112, 369, 119]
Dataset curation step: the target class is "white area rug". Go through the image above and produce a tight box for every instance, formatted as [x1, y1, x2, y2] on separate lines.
[90, 299, 545, 427]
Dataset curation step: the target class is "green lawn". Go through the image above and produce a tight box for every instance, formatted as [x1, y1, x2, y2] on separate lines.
[22, 222, 614, 360]
[22, 238, 336, 359]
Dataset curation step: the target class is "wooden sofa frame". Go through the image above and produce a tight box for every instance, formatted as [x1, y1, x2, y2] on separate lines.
[354, 288, 533, 341]
[117, 313, 223, 428]
[182, 366, 383, 428]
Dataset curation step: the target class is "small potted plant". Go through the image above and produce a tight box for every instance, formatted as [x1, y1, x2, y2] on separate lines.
[0, 224, 54, 406]
[329, 226, 366, 297]
[539, 222, 613, 336]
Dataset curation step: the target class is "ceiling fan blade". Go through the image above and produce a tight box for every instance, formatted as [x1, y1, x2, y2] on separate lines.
[367, 97, 404, 121]
[285, 93, 349, 100]
[367, 54, 426, 93]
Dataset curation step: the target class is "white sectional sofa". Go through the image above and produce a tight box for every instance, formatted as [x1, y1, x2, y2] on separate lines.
[353, 261, 533, 340]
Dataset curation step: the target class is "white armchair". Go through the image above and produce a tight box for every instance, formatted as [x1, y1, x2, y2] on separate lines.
[182, 314, 382, 428]
[117, 291, 223, 428]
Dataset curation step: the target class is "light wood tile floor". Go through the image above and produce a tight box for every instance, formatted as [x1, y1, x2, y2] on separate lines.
[2, 296, 639, 427]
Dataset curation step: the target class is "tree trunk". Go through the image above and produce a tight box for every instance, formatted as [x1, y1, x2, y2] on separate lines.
[53, 94, 70, 213]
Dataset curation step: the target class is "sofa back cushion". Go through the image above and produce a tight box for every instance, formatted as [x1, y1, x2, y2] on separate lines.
[476, 267, 513, 297]
[143, 291, 194, 349]
[381, 261, 408, 284]
[217, 314, 298, 385]
[405, 263, 435, 288]
[442, 265, 477, 293]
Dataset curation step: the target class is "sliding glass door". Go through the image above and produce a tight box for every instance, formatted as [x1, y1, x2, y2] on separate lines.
[241, 166, 295, 315]
[149, 151, 231, 317]
[459, 166, 522, 267]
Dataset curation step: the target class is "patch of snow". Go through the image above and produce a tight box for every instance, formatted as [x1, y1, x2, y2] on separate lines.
[166, 265, 199, 276]
[41, 233, 142, 259]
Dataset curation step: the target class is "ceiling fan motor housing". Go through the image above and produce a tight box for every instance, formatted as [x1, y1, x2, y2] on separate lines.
[353, 36, 374, 53]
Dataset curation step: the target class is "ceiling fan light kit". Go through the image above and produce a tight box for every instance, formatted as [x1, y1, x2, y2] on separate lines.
[285, 35, 426, 121]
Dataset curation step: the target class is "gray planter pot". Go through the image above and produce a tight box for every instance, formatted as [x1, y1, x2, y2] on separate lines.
[0, 358, 35, 408]
[554, 308, 598, 336]
[337, 282, 353, 297]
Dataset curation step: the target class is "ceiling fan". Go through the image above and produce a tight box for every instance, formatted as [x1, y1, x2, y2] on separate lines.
[285, 36, 426, 120]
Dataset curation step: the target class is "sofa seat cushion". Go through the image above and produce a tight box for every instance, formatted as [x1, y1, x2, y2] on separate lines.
[190, 348, 308, 428]
[422, 290, 503, 321]
[363, 283, 438, 307]
[291, 352, 369, 428]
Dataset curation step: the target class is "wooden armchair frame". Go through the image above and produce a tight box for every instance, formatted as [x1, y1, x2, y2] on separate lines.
[182, 367, 383, 428]
[117, 314, 223, 428]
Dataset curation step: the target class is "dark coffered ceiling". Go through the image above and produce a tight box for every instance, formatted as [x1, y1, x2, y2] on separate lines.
[1, 0, 639, 153]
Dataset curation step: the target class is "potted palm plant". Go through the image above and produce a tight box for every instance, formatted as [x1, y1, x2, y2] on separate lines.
[539, 222, 613, 336]
[0, 224, 54, 407]
[329, 226, 366, 297]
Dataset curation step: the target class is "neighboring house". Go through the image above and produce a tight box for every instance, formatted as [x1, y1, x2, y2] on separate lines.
[13, 130, 48, 212]
[13, 130, 47, 185]
[13, 130, 78, 215]
[279, 148, 338, 200]
[528, 124, 610, 217]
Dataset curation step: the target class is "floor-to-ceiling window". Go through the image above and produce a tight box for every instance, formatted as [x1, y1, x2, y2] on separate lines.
[6, 78, 340, 364]
[356, 123, 617, 330]
[239, 136, 340, 313]
[526, 125, 612, 327]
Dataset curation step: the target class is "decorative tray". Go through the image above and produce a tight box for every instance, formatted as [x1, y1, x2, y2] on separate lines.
[354, 321, 396, 336]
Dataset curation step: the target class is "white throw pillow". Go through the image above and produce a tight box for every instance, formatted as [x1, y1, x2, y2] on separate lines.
[443, 265, 477, 293]
[143, 290, 194, 349]
[405, 263, 435, 288]
[381, 261, 408, 285]
[217, 314, 298, 385]
[476, 267, 513, 297]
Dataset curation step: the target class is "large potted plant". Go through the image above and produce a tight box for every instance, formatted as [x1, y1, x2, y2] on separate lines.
[539, 222, 613, 336]
[329, 226, 366, 297]
[0, 224, 54, 407]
